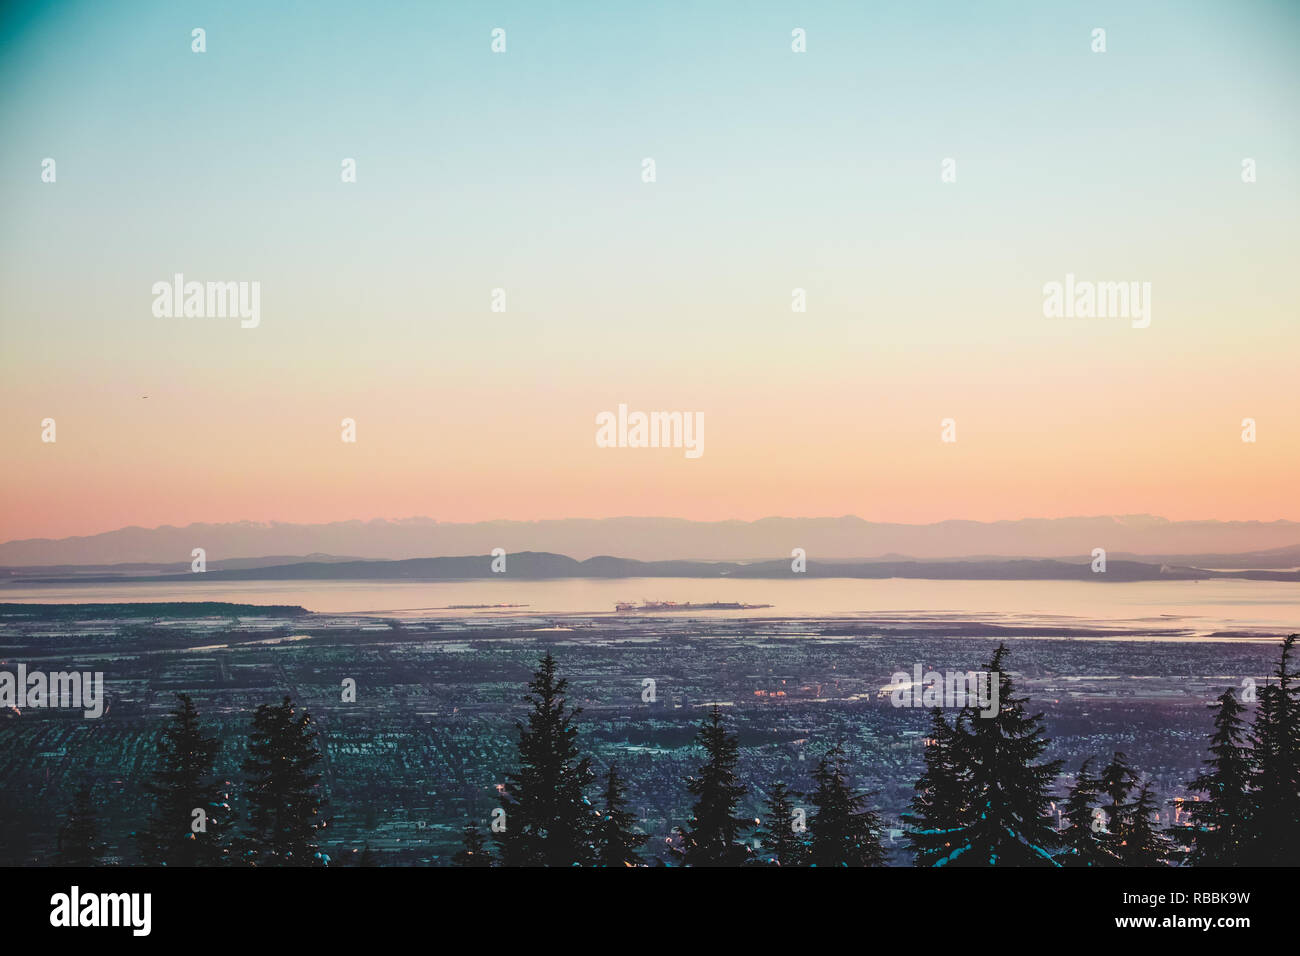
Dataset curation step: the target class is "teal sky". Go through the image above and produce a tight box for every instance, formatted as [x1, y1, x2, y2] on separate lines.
[2, 0, 1298, 539]
[4, 1, 1297, 347]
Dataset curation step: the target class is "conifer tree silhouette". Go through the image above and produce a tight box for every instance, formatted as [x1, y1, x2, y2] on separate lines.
[139, 693, 229, 866]
[241, 696, 330, 866]
[1247, 634, 1300, 865]
[357, 844, 380, 867]
[497, 653, 596, 866]
[808, 745, 886, 866]
[674, 706, 750, 866]
[57, 783, 104, 867]
[930, 645, 1062, 866]
[905, 708, 971, 866]
[452, 825, 493, 867]
[1186, 688, 1252, 865]
[1119, 780, 1172, 866]
[1059, 757, 1109, 866]
[593, 764, 647, 866]
[755, 781, 807, 866]
[1099, 751, 1138, 864]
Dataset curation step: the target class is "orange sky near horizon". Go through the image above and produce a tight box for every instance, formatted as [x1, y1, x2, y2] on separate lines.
[5, 329, 1297, 541]
[3, 0, 1298, 544]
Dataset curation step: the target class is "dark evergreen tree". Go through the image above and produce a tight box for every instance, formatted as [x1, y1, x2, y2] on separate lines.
[0, 787, 38, 866]
[935, 644, 1062, 866]
[497, 653, 596, 866]
[1098, 751, 1138, 864]
[1247, 634, 1300, 865]
[357, 844, 380, 867]
[241, 696, 330, 866]
[452, 825, 493, 867]
[755, 782, 807, 866]
[57, 783, 104, 866]
[1059, 757, 1108, 866]
[139, 693, 229, 866]
[674, 706, 750, 866]
[808, 746, 887, 867]
[1187, 688, 1252, 865]
[904, 708, 971, 866]
[1119, 780, 1172, 866]
[593, 764, 647, 866]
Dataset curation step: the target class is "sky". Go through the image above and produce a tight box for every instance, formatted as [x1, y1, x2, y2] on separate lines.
[1, 0, 1298, 543]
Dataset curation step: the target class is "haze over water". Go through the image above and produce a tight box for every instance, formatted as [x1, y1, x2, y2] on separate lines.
[3, 577, 1295, 638]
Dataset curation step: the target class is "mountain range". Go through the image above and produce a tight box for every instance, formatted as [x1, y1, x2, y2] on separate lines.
[5, 551, 1299, 585]
[1, 515, 1299, 567]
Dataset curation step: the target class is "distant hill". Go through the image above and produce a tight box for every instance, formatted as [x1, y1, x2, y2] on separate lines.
[0, 602, 309, 619]
[0, 553, 362, 578]
[2, 515, 1299, 566]
[7, 551, 1299, 584]
[1103, 543, 1300, 569]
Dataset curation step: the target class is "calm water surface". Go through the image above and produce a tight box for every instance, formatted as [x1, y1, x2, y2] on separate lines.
[2, 577, 1296, 637]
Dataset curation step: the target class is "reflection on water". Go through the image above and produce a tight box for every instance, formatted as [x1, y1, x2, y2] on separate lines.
[1, 576, 1296, 637]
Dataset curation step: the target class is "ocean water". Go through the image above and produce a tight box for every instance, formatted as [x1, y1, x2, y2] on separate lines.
[1, 576, 1296, 637]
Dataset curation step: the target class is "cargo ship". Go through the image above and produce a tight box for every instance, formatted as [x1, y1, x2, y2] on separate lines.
[614, 600, 773, 613]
